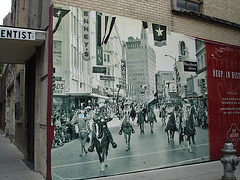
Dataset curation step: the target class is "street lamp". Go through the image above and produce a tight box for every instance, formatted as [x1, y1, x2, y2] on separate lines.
[112, 62, 123, 106]
[165, 54, 179, 102]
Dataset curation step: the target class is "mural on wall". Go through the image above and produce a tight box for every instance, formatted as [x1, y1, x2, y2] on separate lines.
[50, 4, 212, 180]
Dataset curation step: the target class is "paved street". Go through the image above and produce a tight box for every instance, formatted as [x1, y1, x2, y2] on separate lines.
[51, 111, 209, 180]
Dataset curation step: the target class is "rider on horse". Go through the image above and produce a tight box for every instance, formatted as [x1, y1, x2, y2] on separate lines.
[119, 103, 135, 135]
[147, 105, 157, 133]
[88, 103, 117, 152]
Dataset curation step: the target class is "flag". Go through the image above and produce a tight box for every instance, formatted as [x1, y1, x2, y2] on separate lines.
[96, 12, 103, 65]
[142, 21, 148, 29]
[152, 24, 167, 47]
[97, 13, 116, 45]
[102, 16, 116, 45]
[96, 13, 116, 64]
[53, 7, 70, 34]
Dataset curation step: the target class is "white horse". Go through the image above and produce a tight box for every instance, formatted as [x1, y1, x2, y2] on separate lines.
[73, 111, 90, 156]
[119, 110, 135, 151]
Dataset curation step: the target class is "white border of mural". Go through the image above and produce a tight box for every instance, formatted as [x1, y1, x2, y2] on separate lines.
[51, 4, 209, 179]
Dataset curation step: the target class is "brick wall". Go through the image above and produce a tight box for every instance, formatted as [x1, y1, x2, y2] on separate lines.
[51, 0, 240, 46]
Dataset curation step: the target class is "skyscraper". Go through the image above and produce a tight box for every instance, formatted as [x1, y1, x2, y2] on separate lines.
[126, 27, 156, 102]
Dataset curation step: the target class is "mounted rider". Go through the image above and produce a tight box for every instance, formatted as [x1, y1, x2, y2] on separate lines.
[119, 102, 135, 135]
[88, 103, 117, 152]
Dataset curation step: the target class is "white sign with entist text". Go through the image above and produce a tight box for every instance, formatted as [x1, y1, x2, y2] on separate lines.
[0, 27, 36, 40]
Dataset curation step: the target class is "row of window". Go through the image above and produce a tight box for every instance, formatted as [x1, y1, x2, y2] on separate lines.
[174, 0, 202, 14]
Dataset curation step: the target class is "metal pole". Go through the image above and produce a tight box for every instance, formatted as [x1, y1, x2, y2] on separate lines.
[165, 55, 178, 102]
[113, 65, 115, 106]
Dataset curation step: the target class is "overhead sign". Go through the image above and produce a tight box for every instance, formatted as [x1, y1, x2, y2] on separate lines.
[93, 66, 106, 73]
[53, 81, 65, 94]
[100, 75, 115, 81]
[183, 61, 197, 72]
[0, 27, 35, 40]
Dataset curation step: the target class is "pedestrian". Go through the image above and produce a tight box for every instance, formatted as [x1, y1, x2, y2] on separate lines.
[137, 105, 145, 134]
[73, 110, 90, 157]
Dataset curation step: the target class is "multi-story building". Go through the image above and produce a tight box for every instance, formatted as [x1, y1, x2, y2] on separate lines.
[52, 6, 123, 110]
[185, 39, 207, 105]
[126, 27, 156, 102]
[155, 71, 175, 104]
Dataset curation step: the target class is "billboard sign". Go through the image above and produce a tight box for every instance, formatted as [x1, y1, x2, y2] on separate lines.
[93, 66, 106, 73]
[184, 61, 197, 72]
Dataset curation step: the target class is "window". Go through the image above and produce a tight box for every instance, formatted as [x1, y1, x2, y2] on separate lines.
[104, 54, 106, 62]
[104, 67, 111, 75]
[53, 41, 62, 63]
[173, 0, 202, 13]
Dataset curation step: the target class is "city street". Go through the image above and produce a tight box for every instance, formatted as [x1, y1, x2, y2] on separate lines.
[51, 109, 209, 180]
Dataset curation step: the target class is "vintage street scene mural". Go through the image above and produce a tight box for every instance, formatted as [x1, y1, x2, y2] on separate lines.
[51, 4, 209, 179]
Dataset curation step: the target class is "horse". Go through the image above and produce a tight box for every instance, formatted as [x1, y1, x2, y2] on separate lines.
[130, 107, 136, 122]
[88, 106, 117, 173]
[160, 107, 167, 126]
[147, 106, 157, 133]
[184, 112, 196, 152]
[178, 110, 188, 150]
[77, 114, 90, 157]
[88, 120, 111, 173]
[165, 111, 178, 144]
[119, 110, 135, 151]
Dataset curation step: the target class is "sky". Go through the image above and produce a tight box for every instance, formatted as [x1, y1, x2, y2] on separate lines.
[115, 14, 197, 72]
[0, 0, 11, 25]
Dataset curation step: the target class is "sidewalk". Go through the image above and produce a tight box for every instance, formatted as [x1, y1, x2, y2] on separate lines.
[1, 130, 239, 180]
[0, 131, 45, 180]
[97, 161, 240, 180]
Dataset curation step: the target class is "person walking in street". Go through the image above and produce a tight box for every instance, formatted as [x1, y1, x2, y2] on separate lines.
[137, 105, 145, 134]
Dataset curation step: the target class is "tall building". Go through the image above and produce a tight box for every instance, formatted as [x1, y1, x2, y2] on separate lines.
[155, 71, 175, 103]
[126, 27, 156, 102]
[52, 6, 124, 110]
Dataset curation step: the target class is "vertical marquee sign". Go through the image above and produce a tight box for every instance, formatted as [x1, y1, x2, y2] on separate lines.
[82, 10, 90, 61]
[96, 12, 103, 65]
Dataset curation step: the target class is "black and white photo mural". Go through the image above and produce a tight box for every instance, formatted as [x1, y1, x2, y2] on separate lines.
[51, 4, 209, 179]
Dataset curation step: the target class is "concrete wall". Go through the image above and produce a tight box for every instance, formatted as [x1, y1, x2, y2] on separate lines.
[51, 0, 240, 46]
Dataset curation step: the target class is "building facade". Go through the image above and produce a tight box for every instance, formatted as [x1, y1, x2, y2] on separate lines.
[126, 28, 156, 102]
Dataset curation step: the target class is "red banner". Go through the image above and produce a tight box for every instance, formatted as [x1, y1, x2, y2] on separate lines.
[206, 42, 240, 160]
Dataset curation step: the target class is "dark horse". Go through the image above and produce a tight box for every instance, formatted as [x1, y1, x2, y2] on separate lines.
[89, 121, 111, 172]
[184, 111, 196, 152]
[88, 106, 117, 173]
[165, 111, 178, 144]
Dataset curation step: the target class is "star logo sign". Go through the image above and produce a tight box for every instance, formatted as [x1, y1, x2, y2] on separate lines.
[56, 10, 61, 17]
[155, 27, 164, 37]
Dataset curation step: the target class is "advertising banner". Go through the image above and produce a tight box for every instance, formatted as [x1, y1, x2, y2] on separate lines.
[206, 42, 240, 160]
[49, 3, 240, 180]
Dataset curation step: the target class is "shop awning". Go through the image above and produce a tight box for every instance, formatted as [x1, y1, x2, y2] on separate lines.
[53, 97, 62, 105]
[0, 26, 46, 64]
[66, 92, 109, 100]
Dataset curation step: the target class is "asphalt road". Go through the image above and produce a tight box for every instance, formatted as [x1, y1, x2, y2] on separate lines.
[51, 114, 209, 180]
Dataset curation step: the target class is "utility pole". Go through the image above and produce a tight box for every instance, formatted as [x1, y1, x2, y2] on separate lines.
[165, 55, 178, 103]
